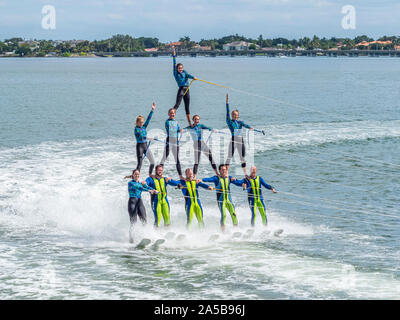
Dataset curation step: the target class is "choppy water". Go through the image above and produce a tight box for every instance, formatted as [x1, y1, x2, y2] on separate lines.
[0, 57, 399, 299]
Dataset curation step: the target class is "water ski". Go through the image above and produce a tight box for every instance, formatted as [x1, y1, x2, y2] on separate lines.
[208, 234, 220, 242]
[274, 229, 284, 237]
[151, 239, 166, 250]
[136, 238, 151, 249]
[243, 229, 255, 239]
[176, 234, 187, 242]
[232, 232, 242, 238]
[165, 232, 176, 240]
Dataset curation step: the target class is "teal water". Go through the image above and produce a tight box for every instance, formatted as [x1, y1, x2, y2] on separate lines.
[0, 57, 399, 299]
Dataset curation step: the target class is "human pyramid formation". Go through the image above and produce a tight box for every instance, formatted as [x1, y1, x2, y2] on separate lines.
[125, 45, 277, 241]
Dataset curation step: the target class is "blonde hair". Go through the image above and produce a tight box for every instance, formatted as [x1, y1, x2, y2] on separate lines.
[135, 115, 144, 125]
[232, 109, 239, 116]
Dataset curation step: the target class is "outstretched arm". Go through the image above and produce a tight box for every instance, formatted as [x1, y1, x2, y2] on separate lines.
[145, 177, 155, 189]
[202, 176, 217, 184]
[200, 124, 212, 131]
[231, 178, 246, 187]
[167, 179, 181, 187]
[198, 181, 211, 190]
[141, 183, 154, 192]
[241, 121, 252, 130]
[260, 177, 273, 190]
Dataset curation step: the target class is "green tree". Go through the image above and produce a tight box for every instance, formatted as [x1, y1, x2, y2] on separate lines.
[257, 34, 263, 47]
[16, 44, 31, 56]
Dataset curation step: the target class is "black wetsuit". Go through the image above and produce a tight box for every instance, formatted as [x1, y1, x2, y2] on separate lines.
[173, 86, 190, 115]
[128, 197, 147, 224]
[136, 142, 155, 175]
[160, 137, 182, 176]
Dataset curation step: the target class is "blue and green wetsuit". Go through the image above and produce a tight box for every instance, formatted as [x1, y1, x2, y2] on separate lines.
[177, 179, 210, 228]
[146, 176, 180, 227]
[202, 175, 241, 227]
[236, 176, 273, 226]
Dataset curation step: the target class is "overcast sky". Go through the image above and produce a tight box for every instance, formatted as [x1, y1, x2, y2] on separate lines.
[0, 0, 399, 41]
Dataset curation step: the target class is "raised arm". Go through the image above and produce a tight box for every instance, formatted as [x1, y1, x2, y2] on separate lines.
[172, 46, 177, 76]
[226, 94, 231, 124]
[144, 103, 156, 128]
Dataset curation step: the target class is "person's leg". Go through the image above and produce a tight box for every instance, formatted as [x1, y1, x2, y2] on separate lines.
[201, 142, 218, 175]
[160, 138, 170, 166]
[226, 199, 238, 226]
[135, 143, 145, 171]
[128, 198, 138, 225]
[161, 199, 171, 227]
[153, 199, 161, 228]
[128, 198, 138, 243]
[146, 148, 155, 175]
[137, 198, 147, 225]
[173, 87, 184, 110]
[186, 202, 194, 229]
[225, 136, 235, 168]
[183, 89, 191, 125]
[258, 199, 268, 226]
[218, 201, 226, 229]
[236, 136, 247, 176]
[171, 138, 183, 177]
[193, 141, 201, 175]
[248, 197, 256, 227]
[194, 202, 204, 228]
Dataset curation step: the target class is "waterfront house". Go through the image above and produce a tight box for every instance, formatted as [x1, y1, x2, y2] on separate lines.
[223, 41, 259, 51]
[165, 41, 182, 51]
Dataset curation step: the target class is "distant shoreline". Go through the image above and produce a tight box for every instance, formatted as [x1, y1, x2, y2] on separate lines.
[1, 50, 400, 58]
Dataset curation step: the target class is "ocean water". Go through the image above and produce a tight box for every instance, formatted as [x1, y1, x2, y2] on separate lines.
[0, 56, 399, 299]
